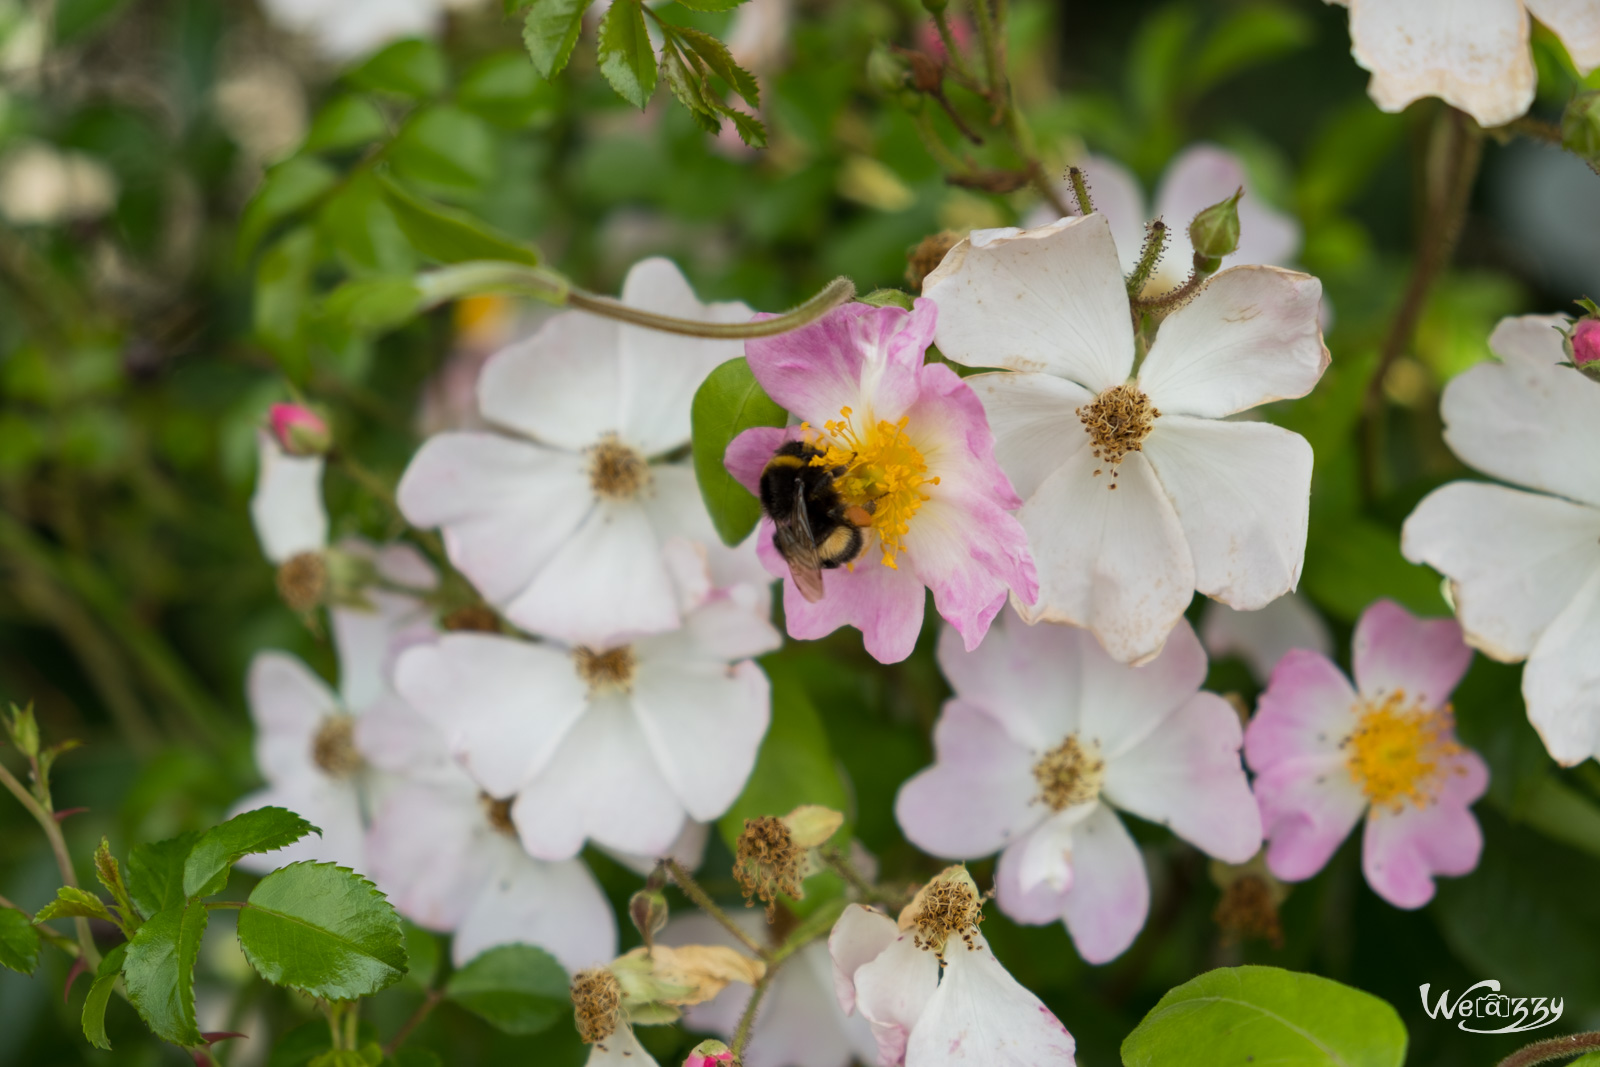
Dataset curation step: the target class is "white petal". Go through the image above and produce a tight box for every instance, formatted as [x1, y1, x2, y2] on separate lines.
[601, 819, 710, 878]
[453, 840, 619, 974]
[1347, 0, 1534, 127]
[330, 589, 432, 714]
[1075, 617, 1209, 760]
[1527, 0, 1600, 72]
[396, 432, 593, 606]
[392, 634, 588, 799]
[934, 610, 1087, 751]
[1016, 449, 1195, 666]
[1152, 145, 1302, 276]
[1059, 804, 1149, 964]
[232, 780, 368, 875]
[1201, 593, 1333, 682]
[1138, 266, 1328, 419]
[829, 903, 899, 1016]
[354, 692, 461, 783]
[1439, 316, 1600, 510]
[1022, 153, 1147, 273]
[477, 310, 623, 452]
[249, 433, 327, 563]
[511, 697, 687, 860]
[854, 934, 940, 1067]
[249, 652, 340, 784]
[364, 781, 488, 932]
[629, 659, 771, 821]
[1402, 481, 1600, 662]
[905, 934, 1076, 1066]
[1525, 568, 1600, 766]
[1014, 805, 1095, 894]
[968, 371, 1096, 502]
[742, 942, 878, 1067]
[922, 214, 1135, 392]
[585, 1025, 661, 1067]
[1143, 416, 1314, 609]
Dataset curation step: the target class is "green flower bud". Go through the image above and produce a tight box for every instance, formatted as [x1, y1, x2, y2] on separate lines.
[1561, 91, 1600, 162]
[1188, 187, 1243, 269]
[867, 45, 911, 96]
[628, 888, 669, 947]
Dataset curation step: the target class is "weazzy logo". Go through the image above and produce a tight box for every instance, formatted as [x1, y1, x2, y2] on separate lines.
[1420, 981, 1563, 1034]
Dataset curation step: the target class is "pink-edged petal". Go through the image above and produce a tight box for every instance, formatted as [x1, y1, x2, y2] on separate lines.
[1103, 692, 1261, 862]
[1201, 594, 1333, 683]
[854, 934, 940, 1067]
[1015, 448, 1195, 666]
[1075, 617, 1211, 760]
[1152, 145, 1301, 277]
[935, 609, 1086, 750]
[364, 781, 488, 931]
[1525, 568, 1600, 765]
[1253, 754, 1368, 882]
[907, 934, 1077, 1065]
[1245, 649, 1362, 770]
[476, 311, 622, 451]
[1361, 749, 1488, 908]
[923, 214, 1135, 392]
[726, 424, 790, 496]
[396, 432, 592, 605]
[829, 903, 898, 1016]
[968, 371, 1096, 502]
[994, 840, 1071, 925]
[502, 498, 681, 645]
[1138, 266, 1328, 418]
[1352, 598, 1472, 708]
[1527, 0, 1600, 72]
[1143, 416, 1314, 610]
[629, 659, 770, 822]
[905, 361, 1023, 512]
[894, 699, 1041, 859]
[1403, 482, 1600, 662]
[1059, 804, 1149, 964]
[617, 258, 754, 455]
[903, 490, 1034, 650]
[1347, 0, 1533, 127]
[249, 652, 340, 784]
[330, 589, 432, 715]
[250, 434, 327, 564]
[510, 697, 687, 860]
[774, 546, 928, 664]
[1439, 315, 1600, 509]
[453, 841, 619, 973]
[232, 780, 367, 875]
[1023, 154, 1148, 273]
[392, 634, 588, 799]
[1013, 804, 1095, 895]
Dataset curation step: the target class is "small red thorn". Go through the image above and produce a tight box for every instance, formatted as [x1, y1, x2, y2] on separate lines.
[201, 1032, 248, 1045]
[62, 956, 89, 1003]
[53, 806, 89, 823]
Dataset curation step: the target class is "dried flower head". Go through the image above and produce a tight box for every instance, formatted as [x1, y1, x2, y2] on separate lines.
[310, 715, 361, 778]
[276, 551, 328, 613]
[572, 967, 622, 1044]
[733, 815, 803, 916]
[900, 866, 983, 962]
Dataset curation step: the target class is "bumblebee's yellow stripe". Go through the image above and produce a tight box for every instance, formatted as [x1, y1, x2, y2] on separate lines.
[764, 454, 808, 471]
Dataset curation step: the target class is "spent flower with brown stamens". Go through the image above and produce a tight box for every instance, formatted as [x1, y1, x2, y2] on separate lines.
[276, 551, 328, 613]
[572, 968, 623, 1044]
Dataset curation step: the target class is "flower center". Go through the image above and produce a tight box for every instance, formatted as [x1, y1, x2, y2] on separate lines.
[909, 879, 982, 960]
[732, 816, 803, 918]
[1077, 383, 1159, 488]
[571, 968, 622, 1045]
[478, 792, 517, 837]
[276, 551, 327, 613]
[573, 645, 636, 694]
[807, 406, 939, 570]
[311, 715, 361, 778]
[1031, 734, 1105, 810]
[1344, 689, 1462, 812]
[589, 435, 649, 500]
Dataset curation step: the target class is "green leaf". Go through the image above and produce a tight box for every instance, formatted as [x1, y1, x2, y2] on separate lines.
[392, 1050, 443, 1067]
[691, 357, 786, 546]
[597, 0, 657, 109]
[348, 39, 448, 99]
[254, 227, 320, 384]
[444, 944, 570, 1035]
[673, 0, 749, 11]
[321, 172, 416, 278]
[1121, 966, 1407, 1067]
[1191, 6, 1312, 95]
[379, 176, 542, 267]
[324, 278, 425, 335]
[236, 862, 408, 1001]
[239, 156, 338, 258]
[35, 886, 113, 923]
[522, 0, 586, 80]
[459, 53, 561, 128]
[722, 106, 767, 149]
[1302, 516, 1446, 623]
[400, 921, 441, 992]
[677, 27, 759, 107]
[303, 95, 389, 154]
[127, 831, 201, 920]
[0, 906, 40, 974]
[390, 106, 496, 195]
[662, 45, 720, 131]
[183, 807, 318, 899]
[123, 899, 209, 1047]
[81, 942, 128, 1050]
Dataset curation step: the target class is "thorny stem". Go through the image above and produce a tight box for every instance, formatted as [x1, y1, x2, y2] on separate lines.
[1067, 166, 1095, 215]
[385, 990, 444, 1056]
[663, 858, 769, 959]
[1495, 1031, 1600, 1067]
[931, 10, 982, 91]
[1133, 257, 1212, 315]
[1126, 221, 1168, 299]
[0, 760, 100, 970]
[969, 0, 1003, 105]
[731, 969, 775, 1058]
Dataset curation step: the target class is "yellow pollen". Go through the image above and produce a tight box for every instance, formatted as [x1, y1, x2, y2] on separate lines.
[589, 435, 649, 500]
[807, 406, 938, 570]
[1344, 690, 1462, 812]
[1078, 383, 1159, 486]
[1031, 734, 1105, 810]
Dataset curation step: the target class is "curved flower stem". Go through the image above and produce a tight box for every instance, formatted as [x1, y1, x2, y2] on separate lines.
[662, 858, 770, 960]
[731, 969, 775, 1058]
[1496, 1031, 1600, 1067]
[0, 760, 100, 970]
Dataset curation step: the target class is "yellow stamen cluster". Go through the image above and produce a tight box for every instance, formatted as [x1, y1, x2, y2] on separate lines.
[910, 878, 983, 961]
[479, 792, 517, 837]
[1078, 383, 1159, 488]
[1031, 735, 1105, 811]
[571, 968, 622, 1045]
[1344, 689, 1462, 812]
[311, 716, 361, 778]
[808, 406, 938, 570]
[574, 645, 636, 694]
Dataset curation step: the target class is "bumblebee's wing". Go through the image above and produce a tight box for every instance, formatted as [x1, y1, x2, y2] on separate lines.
[773, 480, 827, 603]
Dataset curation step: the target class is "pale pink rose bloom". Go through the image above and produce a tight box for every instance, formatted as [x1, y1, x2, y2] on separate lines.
[662, 912, 877, 1067]
[1245, 599, 1489, 908]
[393, 591, 780, 861]
[1324, 0, 1600, 128]
[724, 299, 1037, 664]
[895, 615, 1260, 963]
[1202, 593, 1333, 683]
[828, 902, 1075, 1066]
[924, 214, 1329, 664]
[249, 431, 327, 565]
[1403, 315, 1600, 766]
[360, 695, 617, 973]
[260, 0, 490, 60]
[1025, 145, 1303, 294]
[398, 257, 762, 647]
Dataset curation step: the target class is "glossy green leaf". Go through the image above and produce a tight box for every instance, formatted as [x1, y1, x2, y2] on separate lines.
[677, 27, 758, 107]
[123, 899, 209, 1047]
[597, 0, 656, 110]
[81, 942, 128, 1050]
[1122, 966, 1407, 1067]
[459, 53, 561, 128]
[400, 921, 442, 992]
[390, 106, 496, 194]
[445, 944, 570, 1035]
[379, 176, 542, 267]
[691, 356, 786, 546]
[522, 0, 586, 80]
[183, 806, 318, 899]
[236, 862, 407, 1001]
[127, 831, 201, 920]
[324, 278, 425, 335]
[34, 886, 113, 923]
[254, 227, 319, 383]
[239, 156, 338, 258]
[0, 906, 39, 974]
[348, 39, 447, 99]
[303, 95, 389, 154]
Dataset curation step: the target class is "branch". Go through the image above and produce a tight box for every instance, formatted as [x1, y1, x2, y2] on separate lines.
[1496, 1031, 1600, 1067]
[0, 760, 100, 969]
[663, 859, 769, 959]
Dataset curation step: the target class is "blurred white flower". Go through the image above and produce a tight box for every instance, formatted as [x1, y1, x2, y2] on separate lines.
[726, 0, 791, 76]
[259, 0, 491, 61]
[0, 143, 117, 225]
[1201, 593, 1333, 683]
[249, 430, 327, 565]
[212, 56, 307, 166]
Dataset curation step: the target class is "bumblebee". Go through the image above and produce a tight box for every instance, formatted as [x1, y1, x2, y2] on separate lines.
[759, 441, 874, 602]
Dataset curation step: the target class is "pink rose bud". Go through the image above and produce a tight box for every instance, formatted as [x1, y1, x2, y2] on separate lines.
[1572, 318, 1600, 369]
[269, 403, 332, 457]
[685, 1039, 736, 1067]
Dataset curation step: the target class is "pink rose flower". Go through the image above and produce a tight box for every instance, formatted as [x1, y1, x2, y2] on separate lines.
[268, 402, 332, 457]
[1571, 317, 1600, 368]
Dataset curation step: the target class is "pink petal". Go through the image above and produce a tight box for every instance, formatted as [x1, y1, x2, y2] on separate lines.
[907, 361, 1023, 512]
[776, 550, 928, 664]
[725, 425, 790, 496]
[853, 934, 939, 1067]
[904, 491, 1033, 651]
[994, 839, 1071, 925]
[1361, 750, 1488, 909]
[1352, 599, 1471, 709]
[1252, 755, 1367, 883]
[935, 609, 1087, 751]
[906, 933, 1076, 1064]
[895, 699, 1041, 859]
[1014, 805, 1093, 895]
[1059, 804, 1149, 964]
[1075, 617, 1210, 761]
[828, 903, 898, 1015]
[364, 781, 487, 931]
[1245, 649, 1361, 770]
